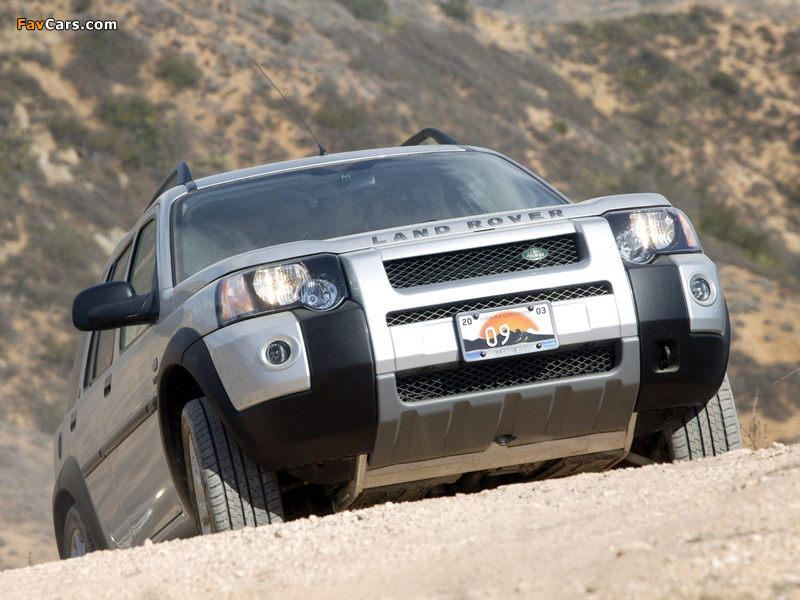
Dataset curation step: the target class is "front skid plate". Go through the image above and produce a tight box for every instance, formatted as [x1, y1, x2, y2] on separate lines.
[362, 417, 635, 489]
[370, 337, 640, 468]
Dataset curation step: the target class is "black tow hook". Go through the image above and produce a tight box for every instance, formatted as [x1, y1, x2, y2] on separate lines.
[658, 342, 678, 371]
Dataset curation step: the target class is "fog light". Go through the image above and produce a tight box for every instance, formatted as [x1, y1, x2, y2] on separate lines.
[265, 340, 291, 365]
[690, 276, 712, 303]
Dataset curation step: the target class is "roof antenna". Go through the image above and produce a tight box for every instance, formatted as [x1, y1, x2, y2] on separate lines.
[254, 62, 328, 156]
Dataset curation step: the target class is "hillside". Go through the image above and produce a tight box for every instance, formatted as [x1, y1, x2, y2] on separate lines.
[0, 420, 58, 570]
[0, 0, 798, 444]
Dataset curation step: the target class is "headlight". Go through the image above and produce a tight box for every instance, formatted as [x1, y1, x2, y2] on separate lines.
[604, 208, 701, 264]
[217, 255, 346, 325]
[253, 264, 310, 306]
[299, 278, 340, 311]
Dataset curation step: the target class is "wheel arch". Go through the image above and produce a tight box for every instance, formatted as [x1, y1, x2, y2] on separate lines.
[52, 456, 109, 558]
[157, 328, 230, 513]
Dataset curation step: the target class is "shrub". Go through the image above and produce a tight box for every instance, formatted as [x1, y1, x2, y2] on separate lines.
[269, 14, 294, 44]
[619, 49, 671, 93]
[0, 206, 19, 241]
[0, 88, 13, 125]
[1, 48, 53, 67]
[710, 71, 740, 95]
[698, 200, 770, 259]
[156, 51, 203, 90]
[550, 120, 568, 135]
[0, 313, 14, 341]
[0, 124, 34, 188]
[565, 19, 638, 49]
[635, 103, 660, 127]
[47, 115, 91, 150]
[335, 0, 389, 21]
[620, 66, 648, 93]
[756, 25, 776, 45]
[777, 180, 800, 206]
[40, 217, 91, 270]
[31, 400, 62, 434]
[66, 30, 149, 96]
[195, 155, 231, 170]
[579, 169, 621, 198]
[44, 337, 77, 368]
[633, 7, 722, 44]
[19, 210, 101, 308]
[98, 94, 178, 168]
[100, 94, 158, 129]
[440, 0, 473, 22]
[781, 28, 800, 58]
[670, 68, 703, 100]
[314, 104, 364, 130]
[0, 69, 44, 101]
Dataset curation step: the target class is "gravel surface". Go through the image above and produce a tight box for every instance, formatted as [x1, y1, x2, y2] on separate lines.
[2, 444, 800, 599]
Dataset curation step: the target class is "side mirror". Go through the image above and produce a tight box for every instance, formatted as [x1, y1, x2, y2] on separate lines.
[72, 281, 158, 331]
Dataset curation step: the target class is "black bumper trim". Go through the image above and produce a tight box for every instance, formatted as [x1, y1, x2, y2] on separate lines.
[628, 257, 729, 415]
[187, 301, 378, 470]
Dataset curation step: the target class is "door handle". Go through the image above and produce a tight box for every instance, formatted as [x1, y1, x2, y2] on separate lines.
[69, 411, 77, 431]
[104, 374, 112, 397]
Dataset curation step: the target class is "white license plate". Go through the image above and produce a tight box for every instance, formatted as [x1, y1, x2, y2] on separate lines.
[456, 302, 559, 362]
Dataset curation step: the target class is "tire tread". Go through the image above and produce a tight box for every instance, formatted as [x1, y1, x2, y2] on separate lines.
[667, 374, 743, 461]
[181, 398, 283, 534]
[63, 504, 97, 558]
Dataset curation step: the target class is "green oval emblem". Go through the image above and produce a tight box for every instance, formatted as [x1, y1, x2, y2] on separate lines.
[522, 247, 549, 261]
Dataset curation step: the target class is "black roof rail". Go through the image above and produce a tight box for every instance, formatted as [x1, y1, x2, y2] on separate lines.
[146, 161, 196, 208]
[400, 128, 459, 147]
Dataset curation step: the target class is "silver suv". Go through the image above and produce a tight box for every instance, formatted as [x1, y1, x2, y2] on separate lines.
[53, 129, 741, 558]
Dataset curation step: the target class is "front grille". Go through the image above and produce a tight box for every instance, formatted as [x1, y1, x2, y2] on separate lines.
[396, 344, 616, 403]
[384, 235, 580, 289]
[386, 283, 610, 327]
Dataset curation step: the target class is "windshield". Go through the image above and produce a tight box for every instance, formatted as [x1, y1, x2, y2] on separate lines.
[171, 151, 567, 282]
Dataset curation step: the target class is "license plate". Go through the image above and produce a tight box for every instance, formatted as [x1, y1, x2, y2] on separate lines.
[456, 302, 559, 362]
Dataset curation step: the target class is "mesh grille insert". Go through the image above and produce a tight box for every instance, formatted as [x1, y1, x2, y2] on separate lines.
[384, 235, 580, 289]
[396, 344, 616, 403]
[386, 283, 610, 327]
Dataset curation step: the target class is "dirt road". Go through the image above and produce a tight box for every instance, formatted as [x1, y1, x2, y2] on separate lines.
[2, 443, 799, 600]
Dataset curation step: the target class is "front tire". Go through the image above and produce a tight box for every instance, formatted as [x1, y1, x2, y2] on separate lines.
[666, 374, 743, 460]
[181, 397, 283, 534]
[63, 504, 96, 558]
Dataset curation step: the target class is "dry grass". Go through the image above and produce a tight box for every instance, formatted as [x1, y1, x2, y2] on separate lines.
[743, 390, 769, 450]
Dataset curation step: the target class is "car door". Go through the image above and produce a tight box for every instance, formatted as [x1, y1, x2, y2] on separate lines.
[102, 215, 183, 546]
[67, 243, 134, 549]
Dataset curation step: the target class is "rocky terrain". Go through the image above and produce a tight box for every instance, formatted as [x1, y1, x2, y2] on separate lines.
[0, 0, 798, 583]
[2, 443, 800, 600]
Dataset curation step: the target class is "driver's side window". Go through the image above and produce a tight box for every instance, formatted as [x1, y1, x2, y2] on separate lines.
[120, 219, 157, 352]
[83, 243, 132, 389]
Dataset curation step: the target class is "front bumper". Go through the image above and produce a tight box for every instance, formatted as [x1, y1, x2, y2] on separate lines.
[196, 301, 378, 470]
[628, 254, 730, 414]
[198, 218, 729, 474]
